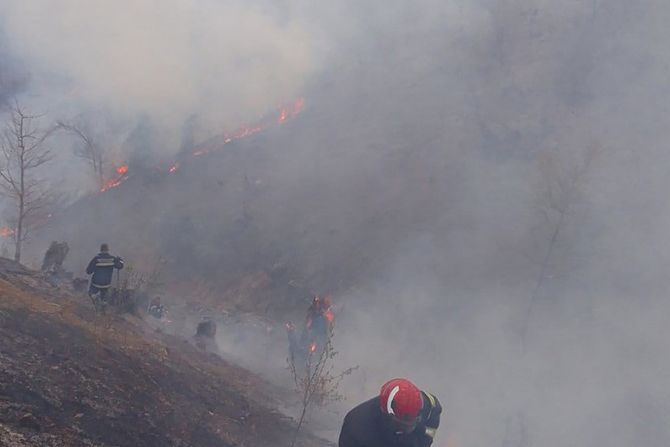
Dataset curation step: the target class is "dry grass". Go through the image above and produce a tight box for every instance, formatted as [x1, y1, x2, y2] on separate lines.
[0, 275, 330, 446]
[0, 278, 161, 356]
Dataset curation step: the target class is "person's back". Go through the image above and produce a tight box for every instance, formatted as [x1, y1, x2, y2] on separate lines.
[86, 243, 124, 305]
[340, 397, 392, 447]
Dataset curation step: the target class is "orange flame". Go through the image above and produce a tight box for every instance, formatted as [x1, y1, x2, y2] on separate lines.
[277, 97, 306, 124]
[191, 97, 306, 157]
[100, 164, 130, 192]
[0, 226, 15, 238]
[309, 342, 317, 353]
[98, 98, 306, 194]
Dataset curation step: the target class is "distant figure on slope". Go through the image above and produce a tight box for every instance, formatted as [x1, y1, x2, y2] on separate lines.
[147, 296, 167, 319]
[41, 241, 69, 273]
[86, 243, 124, 310]
[194, 318, 218, 352]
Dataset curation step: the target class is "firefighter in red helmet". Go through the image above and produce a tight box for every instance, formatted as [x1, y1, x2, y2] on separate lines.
[338, 378, 441, 447]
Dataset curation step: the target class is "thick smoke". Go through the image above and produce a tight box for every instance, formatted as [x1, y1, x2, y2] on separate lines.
[6, 1, 670, 446]
[0, 0, 316, 162]
[0, 24, 27, 108]
[322, 2, 670, 447]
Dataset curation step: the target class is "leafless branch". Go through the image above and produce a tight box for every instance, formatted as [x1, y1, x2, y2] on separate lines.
[521, 144, 599, 349]
[288, 324, 358, 447]
[56, 119, 106, 187]
[0, 101, 56, 262]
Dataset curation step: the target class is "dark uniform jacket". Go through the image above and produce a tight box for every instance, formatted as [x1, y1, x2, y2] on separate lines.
[339, 391, 441, 447]
[86, 252, 124, 289]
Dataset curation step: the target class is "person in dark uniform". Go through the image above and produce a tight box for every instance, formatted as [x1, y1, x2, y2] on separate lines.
[86, 243, 124, 308]
[339, 378, 442, 447]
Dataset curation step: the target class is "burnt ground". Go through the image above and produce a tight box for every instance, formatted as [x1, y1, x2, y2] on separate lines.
[0, 258, 331, 447]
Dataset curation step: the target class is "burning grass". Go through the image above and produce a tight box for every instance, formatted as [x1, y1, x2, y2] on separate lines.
[97, 97, 306, 193]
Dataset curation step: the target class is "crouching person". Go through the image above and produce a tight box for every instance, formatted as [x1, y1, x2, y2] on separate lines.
[339, 378, 442, 447]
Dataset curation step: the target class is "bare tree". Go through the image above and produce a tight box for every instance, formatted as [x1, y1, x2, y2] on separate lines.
[0, 102, 55, 262]
[288, 324, 357, 447]
[521, 144, 599, 347]
[57, 120, 105, 188]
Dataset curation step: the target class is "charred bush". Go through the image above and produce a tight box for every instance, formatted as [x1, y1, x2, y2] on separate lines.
[194, 319, 218, 352]
[72, 278, 88, 293]
[196, 320, 217, 338]
[107, 288, 150, 316]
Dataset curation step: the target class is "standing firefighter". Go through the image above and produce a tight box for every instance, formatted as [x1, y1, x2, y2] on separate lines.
[86, 243, 124, 309]
[304, 295, 334, 353]
[287, 295, 334, 365]
[338, 378, 442, 447]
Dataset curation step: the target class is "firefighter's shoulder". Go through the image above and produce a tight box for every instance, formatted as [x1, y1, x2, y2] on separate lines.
[340, 397, 383, 447]
[423, 391, 441, 411]
[342, 396, 379, 431]
[345, 396, 378, 420]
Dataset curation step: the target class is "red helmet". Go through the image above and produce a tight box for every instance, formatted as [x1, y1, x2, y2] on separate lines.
[379, 378, 423, 434]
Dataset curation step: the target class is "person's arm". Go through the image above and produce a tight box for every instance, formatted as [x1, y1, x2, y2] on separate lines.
[418, 392, 442, 447]
[114, 256, 124, 270]
[85, 257, 97, 275]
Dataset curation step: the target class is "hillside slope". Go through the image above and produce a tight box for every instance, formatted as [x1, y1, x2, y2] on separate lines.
[0, 259, 328, 447]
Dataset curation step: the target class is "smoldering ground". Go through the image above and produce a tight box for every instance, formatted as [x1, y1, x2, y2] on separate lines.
[3, 1, 670, 446]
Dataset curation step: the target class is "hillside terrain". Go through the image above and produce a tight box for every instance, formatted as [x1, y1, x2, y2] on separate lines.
[0, 258, 329, 447]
